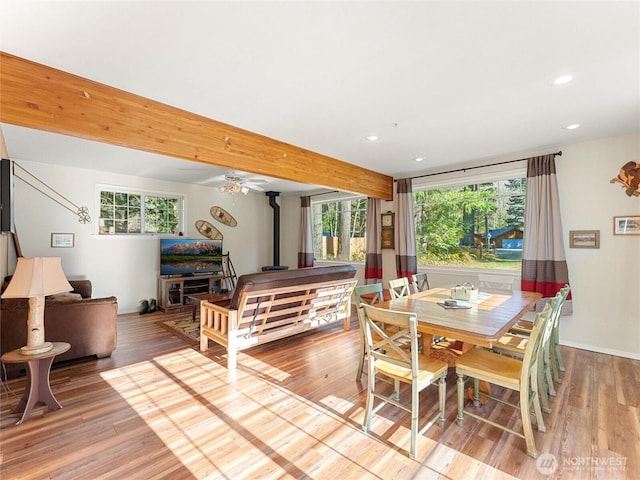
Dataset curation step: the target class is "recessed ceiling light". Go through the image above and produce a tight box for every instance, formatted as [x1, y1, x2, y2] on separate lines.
[565, 123, 581, 130]
[554, 75, 574, 85]
[365, 135, 379, 142]
[414, 157, 425, 162]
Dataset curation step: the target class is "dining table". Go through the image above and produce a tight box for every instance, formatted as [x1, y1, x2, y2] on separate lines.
[377, 287, 542, 356]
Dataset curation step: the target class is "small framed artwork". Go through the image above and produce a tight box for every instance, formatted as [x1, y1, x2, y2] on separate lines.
[51, 233, 75, 248]
[613, 215, 640, 235]
[569, 230, 600, 248]
[381, 226, 394, 249]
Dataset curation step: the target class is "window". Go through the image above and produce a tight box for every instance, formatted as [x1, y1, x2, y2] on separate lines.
[413, 177, 526, 270]
[312, 197, 367, 261]
[98, 187, 183, 235]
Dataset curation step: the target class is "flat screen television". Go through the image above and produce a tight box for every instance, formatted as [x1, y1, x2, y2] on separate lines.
[160, 238, 223, 276]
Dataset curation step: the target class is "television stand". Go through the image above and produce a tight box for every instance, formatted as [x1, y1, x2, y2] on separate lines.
[157, 273, 223, 313]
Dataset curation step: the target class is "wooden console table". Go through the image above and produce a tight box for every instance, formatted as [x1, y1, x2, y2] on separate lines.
[187, 291, 234, 320]
[157, 274, 224, 313]
[1, 342, 70, 425]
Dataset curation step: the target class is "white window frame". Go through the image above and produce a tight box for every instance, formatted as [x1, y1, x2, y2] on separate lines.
[96, 184, 185, 236]
[412, 165, 527, 275]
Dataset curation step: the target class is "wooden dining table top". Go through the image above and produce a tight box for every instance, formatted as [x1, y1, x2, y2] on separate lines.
[377, 287, 542, 349]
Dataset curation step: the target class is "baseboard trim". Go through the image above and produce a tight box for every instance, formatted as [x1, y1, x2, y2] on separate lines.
[561, 340, 640, 360]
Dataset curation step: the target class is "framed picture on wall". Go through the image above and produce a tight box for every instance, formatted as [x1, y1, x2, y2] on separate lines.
[381, 227, 394, 249]
[51, 233, 75, 248]
[613, 215, 640, 235]
[569, 230, 600, 248]
[381, 212, 394, 249]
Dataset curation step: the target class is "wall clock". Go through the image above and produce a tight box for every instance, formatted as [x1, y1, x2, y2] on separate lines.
[381, 212, 394, 249]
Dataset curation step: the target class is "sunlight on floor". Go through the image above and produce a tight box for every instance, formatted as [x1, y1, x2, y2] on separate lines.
[99, 348, 381, 478]
[423, 443, 519, 479]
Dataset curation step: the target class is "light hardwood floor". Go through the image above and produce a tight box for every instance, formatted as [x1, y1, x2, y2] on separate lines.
[1, 309, 638, 479]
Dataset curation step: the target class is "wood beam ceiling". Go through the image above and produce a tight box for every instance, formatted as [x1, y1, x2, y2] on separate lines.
[0, 52, 393, 200]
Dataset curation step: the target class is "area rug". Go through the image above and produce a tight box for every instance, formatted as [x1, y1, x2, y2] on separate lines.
[157, 318, 200, 345]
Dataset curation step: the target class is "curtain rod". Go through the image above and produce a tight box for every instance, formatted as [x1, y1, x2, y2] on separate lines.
[404, 151, 562, 181]
[307, 190, 339, 198]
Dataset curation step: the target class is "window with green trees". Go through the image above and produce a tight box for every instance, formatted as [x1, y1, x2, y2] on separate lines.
[413, 178, 526, 270]
[312, 197, 367, 261]
[99, 188, 182, 235]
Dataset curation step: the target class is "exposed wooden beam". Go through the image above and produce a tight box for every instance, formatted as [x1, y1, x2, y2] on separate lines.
[0, 52, 393, 200]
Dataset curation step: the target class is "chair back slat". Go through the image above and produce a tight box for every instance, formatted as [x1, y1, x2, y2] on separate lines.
[388, 277, 411, 299]
[354, 283, 384, 305]
[411, 273, 430, 293]
[478, 273, 514, 291]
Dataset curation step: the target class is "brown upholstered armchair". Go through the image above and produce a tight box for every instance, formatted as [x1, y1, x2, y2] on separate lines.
[1, 279, 118, 379]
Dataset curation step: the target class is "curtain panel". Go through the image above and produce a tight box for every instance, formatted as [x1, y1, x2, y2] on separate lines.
[394, 178, 417, 279]
[297, 196, 314, 268]
[521, 154, 572, 313]
[364, 197, 382, 284]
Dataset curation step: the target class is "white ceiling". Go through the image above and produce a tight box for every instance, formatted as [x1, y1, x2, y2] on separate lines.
[1, 1, 638, 194]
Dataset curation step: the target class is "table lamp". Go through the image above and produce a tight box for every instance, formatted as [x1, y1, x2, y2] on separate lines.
[1, 257, 72, 355]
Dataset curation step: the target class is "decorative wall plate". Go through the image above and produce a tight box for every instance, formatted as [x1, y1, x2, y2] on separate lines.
[195, 220, 223, 240]
[210, 206, 237, 227]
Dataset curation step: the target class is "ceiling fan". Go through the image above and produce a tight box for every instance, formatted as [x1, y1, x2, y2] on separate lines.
[216, 172, 268, 195]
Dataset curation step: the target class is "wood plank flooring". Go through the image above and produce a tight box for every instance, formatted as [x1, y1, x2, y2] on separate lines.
[1, 309, 638, 479]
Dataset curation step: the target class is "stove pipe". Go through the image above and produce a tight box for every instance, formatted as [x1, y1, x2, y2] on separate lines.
[263, 191, 288, 270]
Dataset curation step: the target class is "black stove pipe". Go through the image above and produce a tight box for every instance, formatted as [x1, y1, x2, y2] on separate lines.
[266, 191, 281, 267]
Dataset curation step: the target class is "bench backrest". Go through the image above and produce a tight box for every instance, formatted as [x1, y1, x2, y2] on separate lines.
[229, 265, 356, 310]
[234, 277, 357, 337]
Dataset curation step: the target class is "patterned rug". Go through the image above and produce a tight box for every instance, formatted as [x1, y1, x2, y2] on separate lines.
[157, 318, 200, 345]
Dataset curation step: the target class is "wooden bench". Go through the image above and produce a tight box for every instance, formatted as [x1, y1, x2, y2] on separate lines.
[199, 265, 357, 369]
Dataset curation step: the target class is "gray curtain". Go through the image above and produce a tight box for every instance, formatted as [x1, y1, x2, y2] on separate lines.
[297, 196, 314, 268]
[521, 154, 572, 313]
[394, 178, 417, 279]
[364, 197, 382, 284]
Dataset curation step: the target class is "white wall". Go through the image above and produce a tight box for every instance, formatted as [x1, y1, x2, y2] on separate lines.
[555, 133, 639, 359]
[10, 160, 274, 313]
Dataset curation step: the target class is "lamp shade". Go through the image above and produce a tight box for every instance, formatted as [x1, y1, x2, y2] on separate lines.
[1, 257, 72, 298]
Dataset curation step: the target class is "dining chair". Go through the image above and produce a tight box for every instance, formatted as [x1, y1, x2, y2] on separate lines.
[388, 277, 411, 299]
[354, 283, 385, 382]
[359, 303, 448, 460]
[354, 283, 416, 381]
[478, 273, 515, 291]
[354, 282, 385, 306]
[409, 272, 460, 361]
[510, 284, 571, 383]
[411, 272, 430, 293]
[491, 293, 563, 413]
[455, 302, 552, 458]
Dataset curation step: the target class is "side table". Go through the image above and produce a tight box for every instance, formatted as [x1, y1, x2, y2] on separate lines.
[1, 341, 71, 425]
